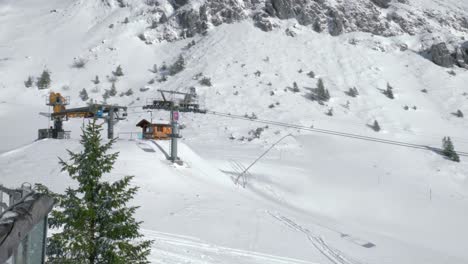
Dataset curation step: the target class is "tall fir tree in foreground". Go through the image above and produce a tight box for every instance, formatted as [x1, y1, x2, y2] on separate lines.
[442, 137, 460, 162]
[47, 121, 152, 263]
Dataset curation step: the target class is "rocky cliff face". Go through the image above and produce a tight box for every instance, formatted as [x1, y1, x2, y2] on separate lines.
[429, 42, 468, 68]
[140, 0, 468, 41]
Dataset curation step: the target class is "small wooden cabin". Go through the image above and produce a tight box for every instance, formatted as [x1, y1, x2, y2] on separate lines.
[136, 119, 172, 140]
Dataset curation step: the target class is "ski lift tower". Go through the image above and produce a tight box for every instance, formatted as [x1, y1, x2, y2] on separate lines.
[143, 88, 206, 163]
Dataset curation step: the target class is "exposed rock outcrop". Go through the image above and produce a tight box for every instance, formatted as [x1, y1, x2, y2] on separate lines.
[428, 42, 468, 68]
[141, 0, 468, 42]
[430, 43, 455, 68]
[371, 0, 391, 8]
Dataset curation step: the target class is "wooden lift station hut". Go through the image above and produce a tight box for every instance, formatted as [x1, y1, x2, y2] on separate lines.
[136, 119, 172, 140]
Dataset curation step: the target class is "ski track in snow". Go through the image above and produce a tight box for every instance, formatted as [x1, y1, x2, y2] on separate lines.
[267, 211, 365, 264]
[143, 229, 316, 264]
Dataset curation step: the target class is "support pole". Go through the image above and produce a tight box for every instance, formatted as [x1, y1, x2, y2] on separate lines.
[53, 118, 63, 139]
[235, 134, 293, 187]
[170, 109, 179, 162]
[108, 107, 114, 139]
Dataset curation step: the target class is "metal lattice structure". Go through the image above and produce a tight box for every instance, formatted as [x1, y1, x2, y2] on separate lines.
[39, 93, 128, 140]
[143, 89, 207, 114]
[0, 184, 54, 264]
[143, 89, 207, 163]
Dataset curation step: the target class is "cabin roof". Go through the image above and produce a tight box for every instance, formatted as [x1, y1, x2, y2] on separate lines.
[136, 119, 171, 127]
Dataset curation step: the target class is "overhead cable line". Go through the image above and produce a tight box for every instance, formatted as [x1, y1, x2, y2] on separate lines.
[206, 111, 468, 157]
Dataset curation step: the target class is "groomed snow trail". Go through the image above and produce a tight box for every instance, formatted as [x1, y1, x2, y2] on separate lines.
[144, 229, 315, 264]
[268, 211, 364, 264]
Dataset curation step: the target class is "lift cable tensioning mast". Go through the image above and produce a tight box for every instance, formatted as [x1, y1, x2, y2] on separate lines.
[39, 92, 128, 140]
[143, 89, 207, 163]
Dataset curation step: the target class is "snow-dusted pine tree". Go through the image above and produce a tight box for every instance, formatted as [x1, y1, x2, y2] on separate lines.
[24, 76, 34, 88]
[384, 83, 394, 99]
[46, 121, 152, 263]
[110, 83, 117, 96]
[316, 78, 330, 101]
[372, 120, 381, 132]
[169, 55, 186, 76]
[103, 89, 110, 102]
[93, 75, 100, 85]
[442, 137, 460, 162]
[37, 70, 51, 89]
[79, 88, 89, 101]
[113, 65, 124, 77]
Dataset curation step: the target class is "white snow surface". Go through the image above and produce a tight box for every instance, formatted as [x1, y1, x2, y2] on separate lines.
[1, 0, 468, 263]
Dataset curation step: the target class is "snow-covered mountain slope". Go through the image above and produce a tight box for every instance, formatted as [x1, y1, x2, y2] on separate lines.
[1, 136, 468, 263]
[1, 0, 468, 263]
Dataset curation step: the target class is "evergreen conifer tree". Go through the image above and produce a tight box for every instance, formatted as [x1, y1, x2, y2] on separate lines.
[80, 88, 89, 101]
[113, 65, 124, 77]
[93, 75, 100, 85]
[292, 82, 300, 92]
[24, 76, 34, 88]
[103, 89, 110, 101]
[37, 70, 51, 89]
[110, 83, 117, 96]
[46, 121, 152, 263]
[372, 120, 381, 132]
[151, 64, 158, 73]
[169, 55, 185, 76]
[384, 83, 394, 99]
[316, 78, 330, 101]
[442, 137, 460, 162]
[125, 88, 134, 96]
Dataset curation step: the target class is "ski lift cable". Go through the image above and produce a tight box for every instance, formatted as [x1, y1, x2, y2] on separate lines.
[206, 111, 468, 157]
